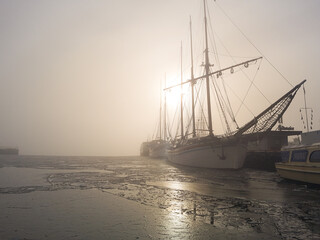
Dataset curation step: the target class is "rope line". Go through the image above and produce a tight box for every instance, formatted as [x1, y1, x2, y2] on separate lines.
[214, 1, 294, 88]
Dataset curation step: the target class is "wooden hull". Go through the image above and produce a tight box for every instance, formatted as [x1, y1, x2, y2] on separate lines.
[168, 140, 247, 169]
[140, 142, 150, 156]
[149, 147, 167, 158]
[149, 141, 169, 158]
[275, 163, 320, 184]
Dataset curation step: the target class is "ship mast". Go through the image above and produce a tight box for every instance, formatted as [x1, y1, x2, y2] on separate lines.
[159, 80, 162, 140]
[180, 41, 184, 139]
[303, 84, 309, 132]
[203, 0, 213, 136]
[190, 16, 196, 138]
[164, 74, 167, 140]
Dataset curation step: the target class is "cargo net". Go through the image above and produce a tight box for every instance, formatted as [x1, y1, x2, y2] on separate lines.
[235, 80, 305, 137]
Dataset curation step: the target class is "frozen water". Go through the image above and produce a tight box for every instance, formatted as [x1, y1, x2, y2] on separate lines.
[0, 155, 319, 239]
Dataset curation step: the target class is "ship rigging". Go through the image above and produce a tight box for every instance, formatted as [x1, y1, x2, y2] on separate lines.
[164, 0, 305, 169]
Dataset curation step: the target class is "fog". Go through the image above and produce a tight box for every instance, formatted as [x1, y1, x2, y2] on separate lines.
[0, 0, 319, 156]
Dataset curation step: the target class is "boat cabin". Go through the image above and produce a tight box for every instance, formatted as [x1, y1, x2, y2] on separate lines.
[280, 143, 320, 164]
[275, 143, 320, 184]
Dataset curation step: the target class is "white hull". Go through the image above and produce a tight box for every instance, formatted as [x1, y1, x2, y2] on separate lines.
[168, 140, 247, 169]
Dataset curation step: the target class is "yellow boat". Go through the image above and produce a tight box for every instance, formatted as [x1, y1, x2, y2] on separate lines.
[275, 143, 320, 184]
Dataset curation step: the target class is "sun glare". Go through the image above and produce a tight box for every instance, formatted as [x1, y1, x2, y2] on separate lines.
[166, 87, 181, 108]
[164, 79, 189, 109]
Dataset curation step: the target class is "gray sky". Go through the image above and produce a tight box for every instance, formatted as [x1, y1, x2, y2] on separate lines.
[0, 0, 319, 156]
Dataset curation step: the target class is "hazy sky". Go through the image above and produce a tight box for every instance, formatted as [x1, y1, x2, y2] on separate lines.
[0, 0, 319, 156]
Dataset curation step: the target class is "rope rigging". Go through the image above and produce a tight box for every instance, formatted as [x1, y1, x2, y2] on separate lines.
[205, 1, 263, 134]
[235, 60, 263, 117]
[163, 0, 302, 142]
[214, 0, 294, 88]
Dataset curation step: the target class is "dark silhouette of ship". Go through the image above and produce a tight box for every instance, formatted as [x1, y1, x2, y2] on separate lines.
[0, 147, 19, 155]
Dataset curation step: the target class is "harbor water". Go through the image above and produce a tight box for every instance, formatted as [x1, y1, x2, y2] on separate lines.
[0, 155, 319, 239]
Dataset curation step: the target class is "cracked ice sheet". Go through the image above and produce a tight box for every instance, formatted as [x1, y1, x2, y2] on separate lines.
[0, 189, 281, 240]
[0, 155, 320, 239]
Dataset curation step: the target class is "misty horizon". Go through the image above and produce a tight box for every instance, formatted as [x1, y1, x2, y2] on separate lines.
[0, 0, 319, 156]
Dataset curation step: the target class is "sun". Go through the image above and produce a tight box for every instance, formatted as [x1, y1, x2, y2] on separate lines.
[165, 87, 181, 108]
[163, 77, 190, 110]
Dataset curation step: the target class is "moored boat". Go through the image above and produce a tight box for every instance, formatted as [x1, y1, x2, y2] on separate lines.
[166, 0, 304, 169]
[140, 142, 150, 156]
[149, 139, 169, 158]
[275, 143, 320, 184]
[144, 77, 170, 159]
[168, 136, 246, 169]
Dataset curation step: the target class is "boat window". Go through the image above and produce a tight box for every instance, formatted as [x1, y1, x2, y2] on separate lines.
[280, 151, 290, 162]
[310, 150, 320, 162]
[291, 150, 308, 162]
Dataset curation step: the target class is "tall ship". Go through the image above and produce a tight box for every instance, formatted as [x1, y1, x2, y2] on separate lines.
[141, 79, 170, 158]
[166, 0, 304, 169]
[149, 139, 169, 158]
[140, 141, 150, 156]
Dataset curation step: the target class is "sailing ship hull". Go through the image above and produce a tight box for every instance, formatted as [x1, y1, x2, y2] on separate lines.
[149, 145, 168, 158]
[140, 142, 150, 156]
[149, 140, 169, 158]
[168, 139, 247, 169]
